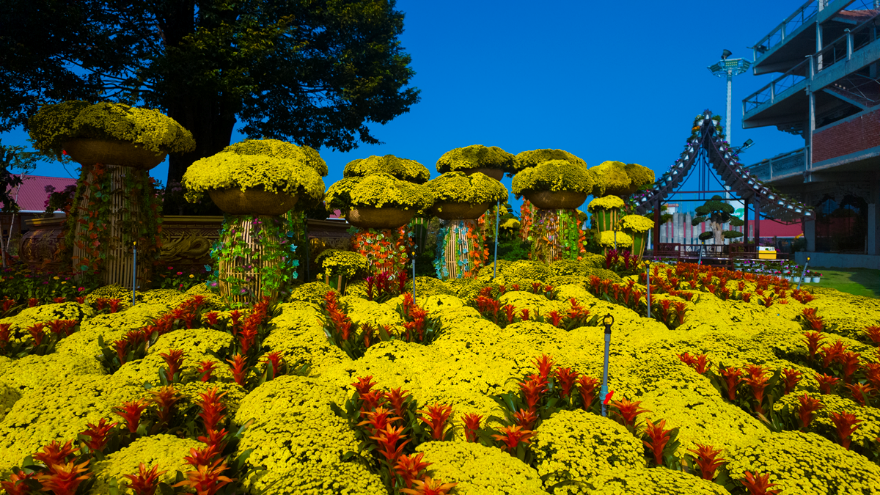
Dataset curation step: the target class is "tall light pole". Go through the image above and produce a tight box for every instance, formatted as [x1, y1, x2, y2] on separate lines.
[708, 49, 751, 146]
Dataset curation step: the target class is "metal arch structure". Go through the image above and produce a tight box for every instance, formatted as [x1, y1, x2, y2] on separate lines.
[633, 110, 815, 249]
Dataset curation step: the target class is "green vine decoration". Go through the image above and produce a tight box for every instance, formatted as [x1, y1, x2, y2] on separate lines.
[528, 209, 587, 264]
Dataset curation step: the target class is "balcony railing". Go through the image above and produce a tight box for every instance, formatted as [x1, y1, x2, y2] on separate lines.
[747, 148, 807, 182]
[744, 9, 880, 115]
[751, 0, 822, 62]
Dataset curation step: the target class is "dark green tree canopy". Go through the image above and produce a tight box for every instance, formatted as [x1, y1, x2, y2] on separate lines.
[692, 195, 744, 246]
[0, 0, 420, 186]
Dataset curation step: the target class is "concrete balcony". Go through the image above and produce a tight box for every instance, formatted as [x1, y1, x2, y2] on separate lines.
[747, 148, 807, 184]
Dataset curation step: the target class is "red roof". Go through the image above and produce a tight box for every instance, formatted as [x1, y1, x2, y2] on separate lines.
[747, 219, 802, 237]
[2, 175, 78, 212]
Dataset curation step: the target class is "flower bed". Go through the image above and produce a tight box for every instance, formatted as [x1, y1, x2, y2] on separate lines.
[0, 261, 879, 494]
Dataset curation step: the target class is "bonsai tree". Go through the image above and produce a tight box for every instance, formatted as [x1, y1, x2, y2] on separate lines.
[344, 155, 430, 184]
[692, 195, 744, 252]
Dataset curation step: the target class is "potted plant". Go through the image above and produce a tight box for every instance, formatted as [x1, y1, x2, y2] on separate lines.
[589, 161, 655, 199]
[344, 155, 430, 184]
[325, 173, 434, 230]
[29, 101, 196, 287]
[436, 144, 517, 181]
[813, 272, 822, 283]
[512, 159, 595, 210]
[427, 171, 508, 220]
[588, 195, 626, 233]
[620, 214, 654, 259]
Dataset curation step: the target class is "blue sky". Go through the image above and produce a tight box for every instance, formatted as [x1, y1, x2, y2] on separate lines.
[1, 0, 808, 213]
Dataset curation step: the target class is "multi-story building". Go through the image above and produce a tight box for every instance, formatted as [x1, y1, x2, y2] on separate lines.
[743, 0, 880, 268]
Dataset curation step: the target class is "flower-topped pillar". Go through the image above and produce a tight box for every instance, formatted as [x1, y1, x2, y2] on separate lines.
[183, 146, 325, 307]
[425, 172, 508, 279]
[326, 172, 433, 278]
[28, 101, 196, 288]
[620, 215, 655, 259]
[512, 159, 595, 264]
[587, 161, 655, 256]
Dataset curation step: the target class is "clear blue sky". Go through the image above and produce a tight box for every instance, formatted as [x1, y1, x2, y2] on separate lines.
[1, 0, 807, 213]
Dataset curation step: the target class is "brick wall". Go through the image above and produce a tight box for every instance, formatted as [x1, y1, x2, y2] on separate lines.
[812, 107, 880, 164]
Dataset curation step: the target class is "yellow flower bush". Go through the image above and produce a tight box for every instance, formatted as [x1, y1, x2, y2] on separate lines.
[513, 149, 588, 172]
[28, 101, 196, 160]
[435, 144, 517, 174]
[426, 171, 508, 205]
[587, 195, 625, 212]
[288, 281, 334, 305]
[223, 138, 328, 176]
[589, 161, 654, 198]
[620, 214, 655, 233]
[597, 231, 633, 249]
[512, 160, 597, 197]
[586, 467, 728, 495]
[416, 440, 546, 494]
[344, 155, 430, 183]
[90, 434, 204, 493]
[315, 249, 370, 279]
[325, 173, 434, 213]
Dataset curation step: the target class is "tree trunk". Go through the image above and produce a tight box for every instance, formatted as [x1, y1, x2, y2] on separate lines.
[710, 221, 724, 254]
[164, 96, 237, 188]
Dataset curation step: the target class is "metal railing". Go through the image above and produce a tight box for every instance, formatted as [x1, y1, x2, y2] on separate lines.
[751, 0, 822, 62]
[744, 9, 880, 114]
[746, 148, 807, 181]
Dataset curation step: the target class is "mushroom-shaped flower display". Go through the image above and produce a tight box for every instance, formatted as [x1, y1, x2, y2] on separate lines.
[587, 195, 626, 233]
[590, 161, 654, 198]
[427, 172, 508, 220]
[344, 155, 430, 184]
[513, 149, 588, 173]
[223, 139, 328, 177]
[325, 173, 434, 229]
[436, 145, 517, 181]
[512, 160, 596, 210]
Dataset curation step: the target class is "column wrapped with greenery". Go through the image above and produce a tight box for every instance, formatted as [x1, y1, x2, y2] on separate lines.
[426, 171, 507, 279]
[512, 159, 594, 264]
[620, 214, 655, 259]
[315, 249, 369, 294]
[28, 101, 196, 287]
[587, 195, 626, 233]
[183, 148, 325, 306]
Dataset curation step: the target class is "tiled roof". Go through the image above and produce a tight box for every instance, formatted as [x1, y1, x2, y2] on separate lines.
[835, 9, 879, 22]
[1, 175, 78, 212]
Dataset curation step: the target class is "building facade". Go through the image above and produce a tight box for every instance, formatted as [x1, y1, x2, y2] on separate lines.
[743, 0, 880, 268]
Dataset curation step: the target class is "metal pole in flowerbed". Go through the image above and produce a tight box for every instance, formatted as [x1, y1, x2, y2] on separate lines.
[131, 241, 137, 306]
[601, 314, 614, 418]
[493, 199, 500, 279]
[645, 261, 651, 318]
[797, 256, 811, 291]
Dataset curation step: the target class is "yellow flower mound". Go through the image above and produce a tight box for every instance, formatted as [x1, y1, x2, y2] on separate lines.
[415, 440, 546, 494]
[580, 253, 607, 268]
[113, 329, 235, 385]
[28, 101, 196, 160]
[235, 375, 385, 494]
[0, 301, 94, 333]
[589, 161, 653, 198]
[550, 259, 589, 277]
[597, 231, 633, 249]
[182, 151, 326, 204]
[427, 171, 508, 205]
[0, 374, 147, 476]
[262, 301, 349, 376]
[315, 249, 370, 279]
[532, 409, 645, 493]
[0, 352, 104, 393]
[325, 173, 434, 213]
[288, 281, 334, 305]
[0, 384, 20, 423]
[512, 160, 597, 196]
[344, 154, 430, 183]
[586, 467, 728, 495]
[774, 392, 880, 448]
[587, 195, 625, 212]
[805, 293, 880, 341]
[499, 291, 568, 316]
[436, 144, 517, 174]
[340, 296, 404, 328]
[223, 138, 328, 176]
[620, 214, 655, 234]
[513, 149, 588, 172]
[500, 260, 553, 281]
[90, 434, 204, 493]
[725, 431, 880, 495]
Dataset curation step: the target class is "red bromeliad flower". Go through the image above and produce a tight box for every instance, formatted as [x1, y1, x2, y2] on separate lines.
[399, 476, 457, 495]
[0, 323, 10, 352]
[719, 366, 743, 401]
[841, 351, 861, 384]
[395, 452, 431, 489]
[519, 308, 530, 321]
[159, 349, 185, 382]
[34, 440, 79, 467]
[204, 311, 220, 328]
[150, 386, 180, 427]
[796, 394, 823, 429]
[502, 304, 516, 324]
[815, 373, 840, 394]
[2, 470, 39, 495]
[357, 407, 401, 436]
[845, 382, 873, 407]
[492, 425, 534, 451]
[122, 463, 168, 495]
[554, 367, 580, 399]
[418, 403, 453, 441]
[740, 471, 781, 495]
[352, 376, 377, 397]
[370, 425, 411, 464]
[820, 340, 848, 370]
[610, 398, 650, 428]
[80, 418, 118, 454]
[226, 354, 248, 386]
[114, 399, 148, 434]
[198, 428, 229, 453]
[47, 319, 78, 338]
[782, 368, 802, 395]
[238, 323, 259, 354]
[865, 325, 880, 345]
[260, 351, 284, 378]
[173, 460, 233, 495]
[691, 354, 710, 374]
[577, 375, 600, 410]
[532, 355, 554, 385]
[513, 408, 538, 430]
[546, 311, 563, 328]
[461, 413, 483, 443]
[830, 411, 861, 450]
[519, 376, 546, 411]
[688, 444, 726, 480]
[184, 445, 220, 468]
[197, 360, 217, 382]
[742, 365, 771, 415]
[864, 362, 880, 391]
[197, 387, 228, 434]
[28, 323, 46, 348]
[37, 460, 91, 495]
[677, 352, 697, 367]
[642, 418, 674, 467]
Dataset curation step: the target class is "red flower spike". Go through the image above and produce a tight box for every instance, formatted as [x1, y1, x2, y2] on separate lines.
[531, 354, 555, 384]
[742, 365, 771, 415]
[418, 403, 453, 441]
[688, 444, 726, 480]
[782, 368, 802, 395]
[461, 413, 483, 443]
[740, 471, 781, 495]
[692, 354, 710, 374]
[796, 394, 823, 429]
[122, 463, 168, 495]
[547, 311, 563, 328]
[815, 373, 840, 394]
[864, 362, 880, 391]
[577, 375, 600, 410]
[198, 428, 229, 453]
[149, 386, 180, 427]
[173, 460, 233, 495]
[197, 387, 228, 434]
[370, 425, 411, 463]
[642, 418, 673, 467]
[845, 382, 874, 407]
[226, 354, 248, 386]
[519, 376, 546, 411]
[37, 460, 91, 495]
[357, 407, 401, 437]
[80, 418, 118, 453]
[395, 452, 432, 489]
[197, 360, 216, 382]
[513, 408, 539, 430]
[114, 399, 148, 434]
[610, 398, 650, 428]
[830, 411, 861, 450]
[677, 352, 697, 367]
[27, 323, 46, 348]
[491, 425, 534, 451]
[383, 387, 410, 422]
[204, 312, 220, 328]
[841, 351, 861, 384]
[359, 390, 385, 412]
[33, 440, 79, 468]
[519, 308, 530, 321]
[183, 444, 220, 468]
[865, 325, 880, 345]
[159, 349, 185, 382]
[554, 367, 580, 399]
[352, 376, 377, 397]
[719, 367, 743, 401]
[2, 470, 39, 495]
[260, 351, 284, 378]
[399, 477, 458, 495]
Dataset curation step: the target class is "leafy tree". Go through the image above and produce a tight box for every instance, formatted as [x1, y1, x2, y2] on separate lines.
[0, 140, 47, 266]
[0, 0, 421, 187]
[691, 195, 744, 251]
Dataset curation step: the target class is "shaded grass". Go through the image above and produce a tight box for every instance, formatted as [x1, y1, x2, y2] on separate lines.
[807, 267, 880, 298]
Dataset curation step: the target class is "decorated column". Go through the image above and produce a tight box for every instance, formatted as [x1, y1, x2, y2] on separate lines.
[28, 101, 196, 287]
[183, 146, 325, 306]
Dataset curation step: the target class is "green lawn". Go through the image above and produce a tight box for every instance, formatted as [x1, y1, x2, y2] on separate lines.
[807, 267, 880, 298]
